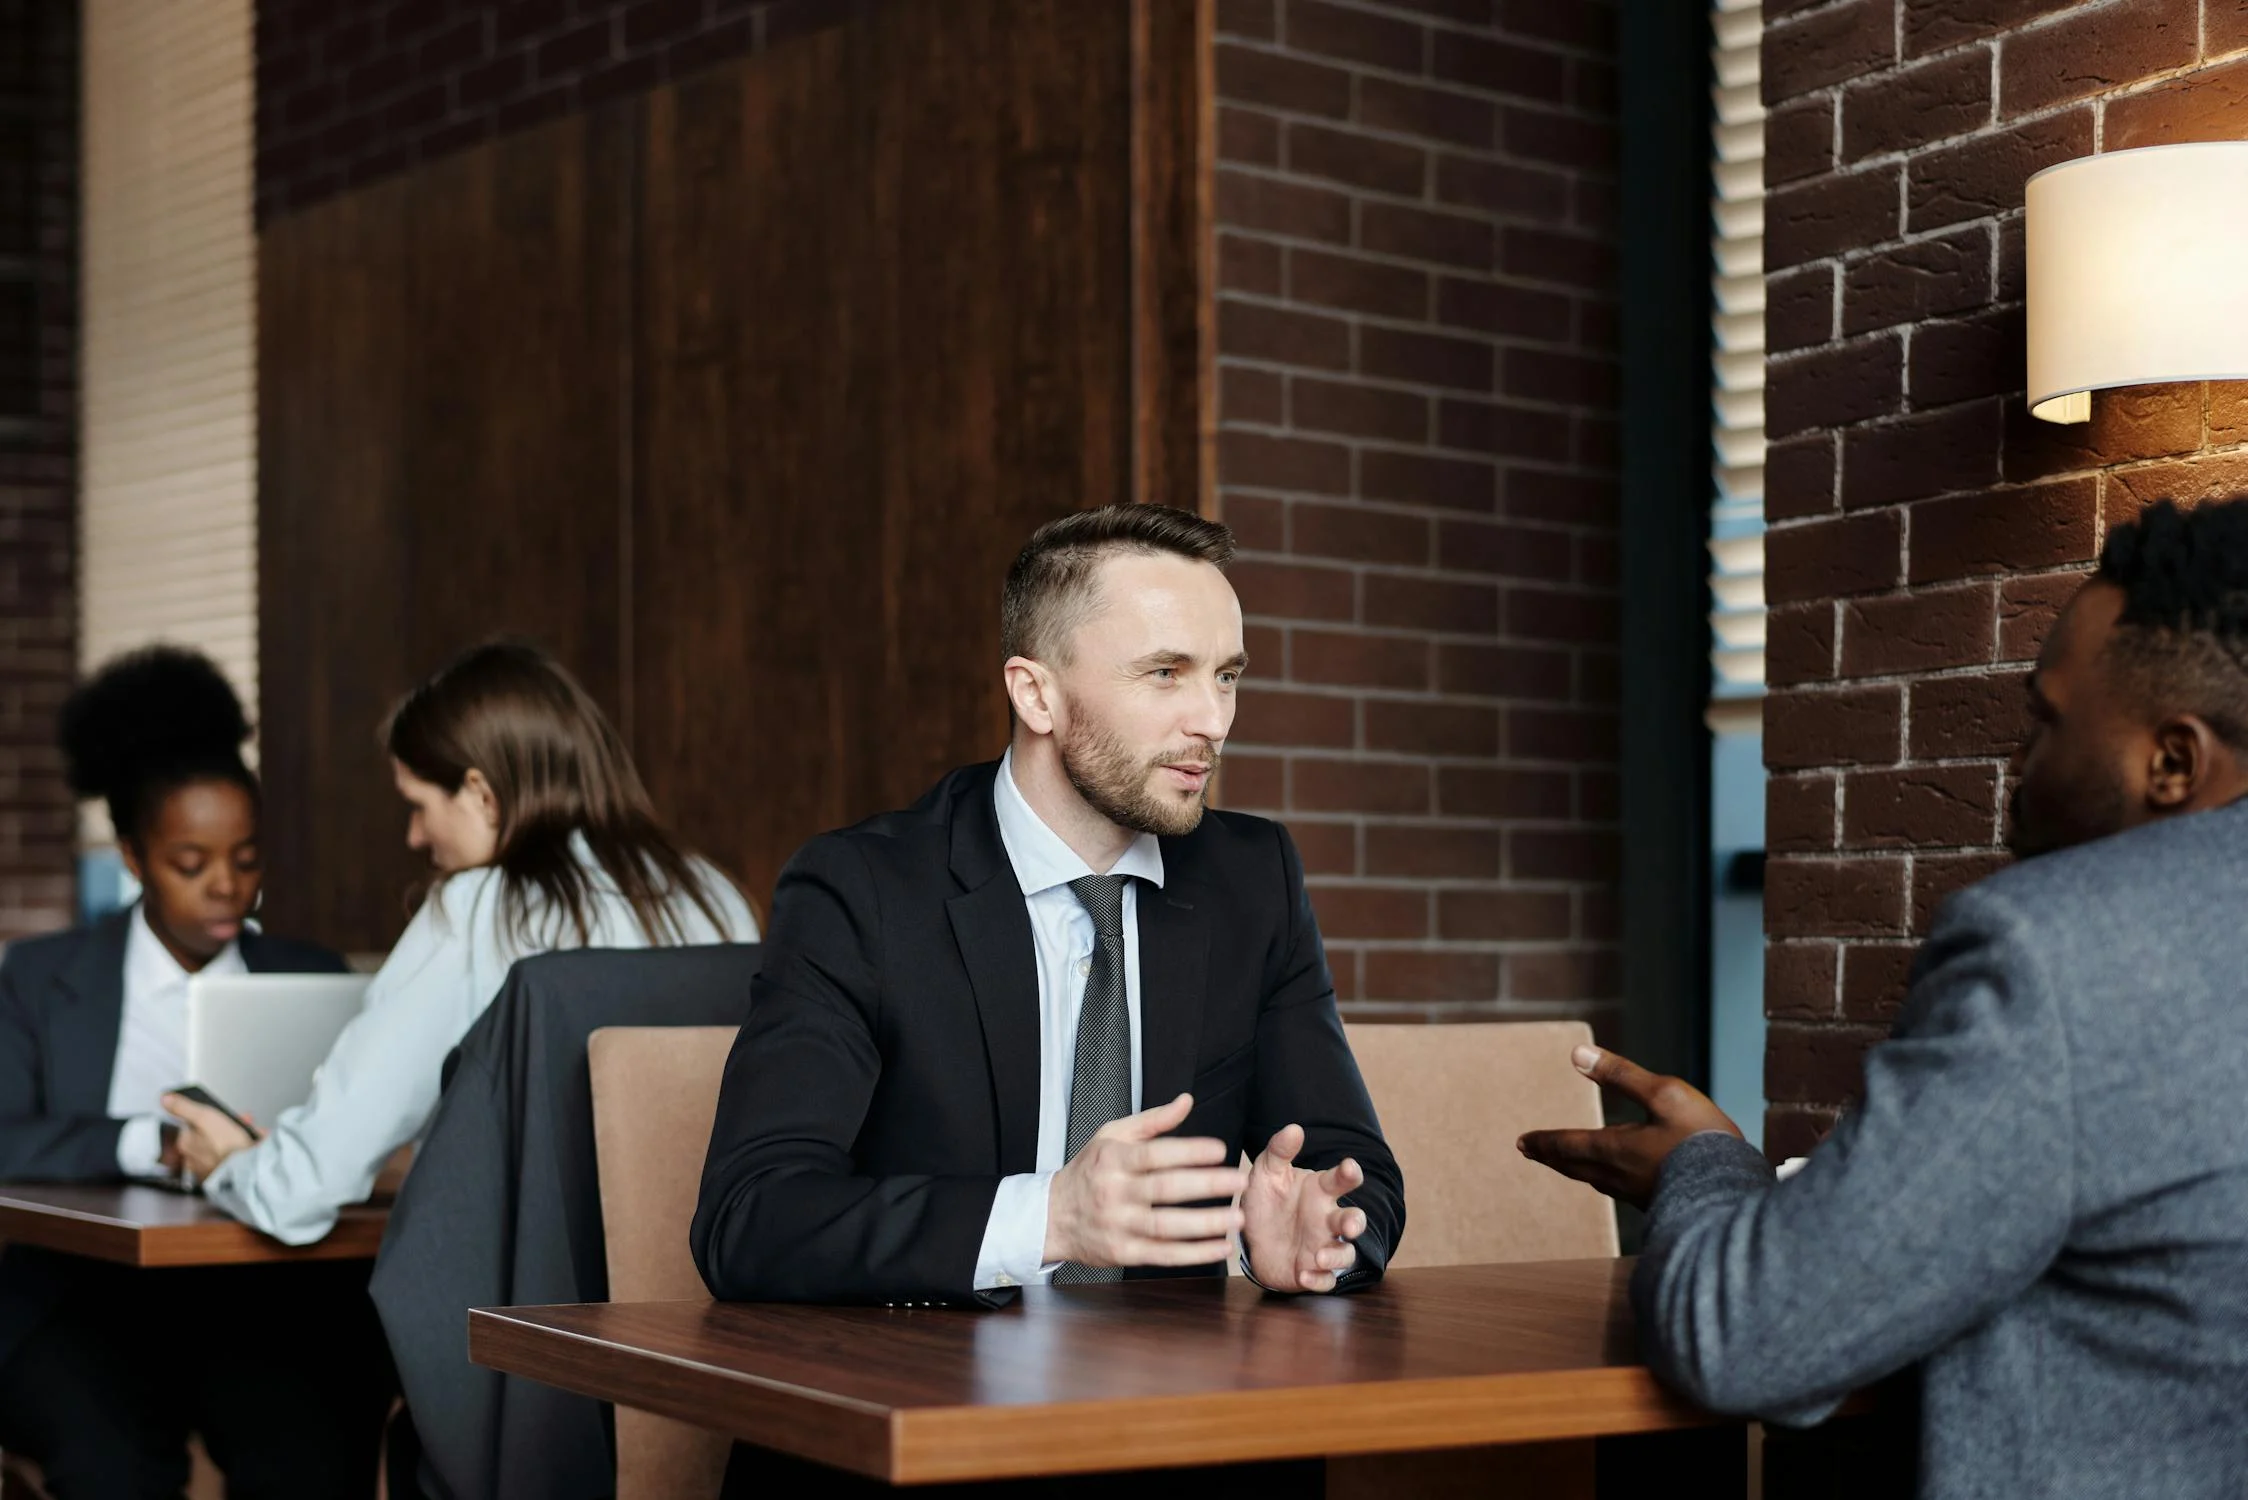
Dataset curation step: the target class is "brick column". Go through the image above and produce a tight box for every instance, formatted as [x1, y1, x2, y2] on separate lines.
[1209, 0, 1623, 1026]
[0, 0, 80, 940]
[1760, 0, 2248, 1155]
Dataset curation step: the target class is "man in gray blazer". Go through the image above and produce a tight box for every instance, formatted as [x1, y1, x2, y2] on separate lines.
[1522, 496, 2248, 1500]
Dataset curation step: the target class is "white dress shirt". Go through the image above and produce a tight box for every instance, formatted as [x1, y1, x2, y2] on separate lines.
[972, 750, 1164, 1291]
[202, 837, 758, 1244]
[110, 903, 246, 1177]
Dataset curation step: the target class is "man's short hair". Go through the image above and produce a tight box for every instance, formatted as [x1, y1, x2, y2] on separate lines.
[1001, 503, 1235, 663]
[2096, 497, 2248, 746]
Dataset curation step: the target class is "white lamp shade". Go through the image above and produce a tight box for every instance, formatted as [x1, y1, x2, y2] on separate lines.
[2025, 142, 2248, 424]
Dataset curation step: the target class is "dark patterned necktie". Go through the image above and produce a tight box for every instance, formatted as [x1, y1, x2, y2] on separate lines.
[1053, 873, 1130, 1285]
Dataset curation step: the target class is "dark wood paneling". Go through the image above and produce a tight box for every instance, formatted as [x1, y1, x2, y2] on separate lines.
[262, 112, 635, 952]
[261, 0, 1212, 946]
[397, 108, 635, 723]
[1133, 0, 1217, 515]
[632, 0, 1178, 901]
[259, 181, 418, 950]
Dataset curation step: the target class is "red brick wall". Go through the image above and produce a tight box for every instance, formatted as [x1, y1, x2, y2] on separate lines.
[1760, 0, 2248, 1155]
[255, 0, 840, 222]
[0, 0, 79, 940]
[1209, 0, 1622, 1022]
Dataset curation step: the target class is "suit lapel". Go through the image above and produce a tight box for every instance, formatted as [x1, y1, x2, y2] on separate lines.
[1136, 881, 1207, 1112]
[49, 910, 132, 1112]
[946, 767, 1043, 1176]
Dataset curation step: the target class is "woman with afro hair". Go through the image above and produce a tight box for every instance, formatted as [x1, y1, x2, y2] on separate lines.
[0, 646, 391, 1499]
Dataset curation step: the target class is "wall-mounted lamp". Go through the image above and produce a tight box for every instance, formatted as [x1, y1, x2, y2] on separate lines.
[2025, 142, 2248, 424]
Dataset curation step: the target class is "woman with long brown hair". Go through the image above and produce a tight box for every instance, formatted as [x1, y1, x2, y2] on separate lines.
[166, 641, 757, 1243]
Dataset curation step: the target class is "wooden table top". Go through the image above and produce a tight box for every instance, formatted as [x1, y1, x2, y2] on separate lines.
[471, 1258, 1727, 1485]
[0, 1182, 388, 1267]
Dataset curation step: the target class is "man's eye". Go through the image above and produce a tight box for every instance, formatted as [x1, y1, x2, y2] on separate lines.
[1218, 671, 1240, 687]
[1152, 668, 1175, 680]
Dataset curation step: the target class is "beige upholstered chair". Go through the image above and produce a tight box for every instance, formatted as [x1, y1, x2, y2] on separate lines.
[587, 1026, 741, 1500]
[1341, 1019, 1618, 1267]
[1328, 1021, 1620, 1500]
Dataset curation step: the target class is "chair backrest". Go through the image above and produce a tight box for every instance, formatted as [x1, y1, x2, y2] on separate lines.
[587, 1025, 740, 1500]
[1343, 1020, 1618, 1267]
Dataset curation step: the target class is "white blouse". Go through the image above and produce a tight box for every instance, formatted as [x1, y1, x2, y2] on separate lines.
[202, 840, 758, 1243]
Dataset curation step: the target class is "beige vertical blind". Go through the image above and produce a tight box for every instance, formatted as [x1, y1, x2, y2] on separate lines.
[79, 0, 257, 841]
[1708, 0, 1765, 731]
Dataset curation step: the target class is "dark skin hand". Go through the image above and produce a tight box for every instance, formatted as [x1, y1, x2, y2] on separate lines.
[1517, 1045, 1743, 1211]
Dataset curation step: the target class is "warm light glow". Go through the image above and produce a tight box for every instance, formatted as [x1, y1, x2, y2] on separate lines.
[2025, 142, 2248, 424]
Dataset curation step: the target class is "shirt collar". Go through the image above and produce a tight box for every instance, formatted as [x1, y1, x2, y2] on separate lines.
[124, 900, 247, 997]
[994, 750, 1165, 899]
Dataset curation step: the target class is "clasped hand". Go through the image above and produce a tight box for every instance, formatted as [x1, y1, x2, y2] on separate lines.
[1043, 1092, 1368, 1292]
[161, 1093, 266, 1183]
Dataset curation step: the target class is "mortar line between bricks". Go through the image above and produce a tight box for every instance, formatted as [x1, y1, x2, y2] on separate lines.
[1215, 185, 1616, 257]
[1217, 289, 1622, 351]
[1219, 22, 1622, 75]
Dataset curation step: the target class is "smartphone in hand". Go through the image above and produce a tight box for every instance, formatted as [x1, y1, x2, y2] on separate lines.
[166, 1083, 256, 1138]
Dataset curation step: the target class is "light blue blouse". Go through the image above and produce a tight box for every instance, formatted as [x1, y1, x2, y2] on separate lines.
[203, 841, 757, 1243]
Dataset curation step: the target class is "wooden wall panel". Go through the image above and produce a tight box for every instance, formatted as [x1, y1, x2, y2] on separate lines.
[258, 180, 418, 949]
[629, 0, 1145, 902]
[259, 0, 1211, 948]
[396, 109, 634, 724]
[260, 111, 635, 953]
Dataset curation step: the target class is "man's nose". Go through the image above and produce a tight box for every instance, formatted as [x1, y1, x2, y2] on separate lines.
[1182, 679, 1233, 742]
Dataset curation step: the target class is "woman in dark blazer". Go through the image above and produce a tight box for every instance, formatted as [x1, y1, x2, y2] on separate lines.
[0, 647, 389, 1500]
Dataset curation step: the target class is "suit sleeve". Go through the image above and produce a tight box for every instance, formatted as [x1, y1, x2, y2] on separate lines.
[1243, 822, 1405, 1287]
[691, 835, 1006, 1305]
[1631, 885, 2073, 1422]
[0, 952, 126, 1182]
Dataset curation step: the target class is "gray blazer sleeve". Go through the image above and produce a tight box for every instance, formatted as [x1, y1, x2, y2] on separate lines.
[1633, 885, 2074, 1424]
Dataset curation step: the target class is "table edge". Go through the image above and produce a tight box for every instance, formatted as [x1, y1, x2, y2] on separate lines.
[467, 1305, 1725, 1483]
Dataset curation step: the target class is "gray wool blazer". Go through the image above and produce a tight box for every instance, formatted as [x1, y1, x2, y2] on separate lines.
[1639, 797, 2248, 1500]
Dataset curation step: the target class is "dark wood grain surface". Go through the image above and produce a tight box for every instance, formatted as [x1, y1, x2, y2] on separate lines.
[0, 1183, 387, 1267]
[258, 0, 1212, 951]
[470, 1259, 1726, 1484]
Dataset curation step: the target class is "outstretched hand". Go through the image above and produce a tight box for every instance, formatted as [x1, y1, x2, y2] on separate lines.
[1239, 1123, 1366, 1293]
[1516, 1045, 1742, 1210]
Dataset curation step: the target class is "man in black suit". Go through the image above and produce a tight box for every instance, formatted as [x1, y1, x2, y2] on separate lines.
[693, 503, 1402, 1329]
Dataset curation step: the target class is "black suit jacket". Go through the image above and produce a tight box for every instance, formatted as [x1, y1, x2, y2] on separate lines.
[0, 908, 347, 1365]
[691, 761, 1403, 1306]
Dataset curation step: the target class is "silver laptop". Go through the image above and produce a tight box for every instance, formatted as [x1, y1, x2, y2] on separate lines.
[182, 973, 372, 1128]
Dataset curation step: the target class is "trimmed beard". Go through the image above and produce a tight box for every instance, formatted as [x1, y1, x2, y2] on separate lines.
[1059, 713, 1217, 838]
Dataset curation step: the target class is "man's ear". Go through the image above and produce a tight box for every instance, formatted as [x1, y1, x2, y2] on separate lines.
[1003, 657, 1059, 736]
[2146, 715, 2216, 810]
[118, 839, 144, 885]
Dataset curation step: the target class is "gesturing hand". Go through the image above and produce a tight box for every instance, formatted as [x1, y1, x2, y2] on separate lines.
[1044, 1093, 1250, 1270]
[162, 1093, 265, 1183]
[1239, 1123, 1366, 1294]
[1516, 1045, 1742, 1210]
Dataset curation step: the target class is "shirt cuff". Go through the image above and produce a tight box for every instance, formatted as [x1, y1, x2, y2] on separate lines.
[115, 1114, 166, 1178]
[974, 1170, 1060, 1291]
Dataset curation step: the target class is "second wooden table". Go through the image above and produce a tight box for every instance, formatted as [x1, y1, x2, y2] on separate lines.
[0, 1182, 387, 1267]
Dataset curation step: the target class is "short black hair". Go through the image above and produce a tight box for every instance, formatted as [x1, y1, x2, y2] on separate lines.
[1000, 503, 1235, 663]
[2095, 497, 2248, 746]
[58, 645, 257, 849]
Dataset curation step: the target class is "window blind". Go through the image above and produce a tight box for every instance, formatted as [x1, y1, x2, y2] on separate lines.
[79, 0, 258, 842]
[1708, 0, 1765, 734]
